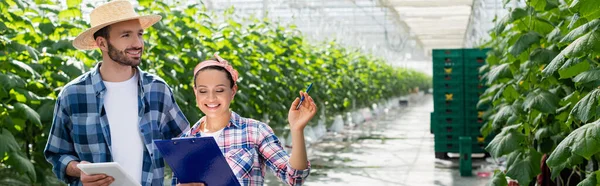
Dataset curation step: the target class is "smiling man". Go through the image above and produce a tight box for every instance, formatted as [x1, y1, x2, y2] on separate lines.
[44, 1, 189, 186]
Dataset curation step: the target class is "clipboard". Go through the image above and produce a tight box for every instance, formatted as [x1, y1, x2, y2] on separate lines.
[76, 162, 141, 186]
[153, 137, 241, 186]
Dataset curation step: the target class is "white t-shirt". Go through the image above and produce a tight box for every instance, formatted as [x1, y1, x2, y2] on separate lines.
[201, 128, 224, 140]
[103, 72, 143, 184]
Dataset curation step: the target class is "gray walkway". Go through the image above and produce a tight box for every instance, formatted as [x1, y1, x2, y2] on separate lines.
[267, 93, 496, 186]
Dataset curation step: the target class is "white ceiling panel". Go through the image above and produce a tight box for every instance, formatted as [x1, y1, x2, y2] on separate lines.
[382, 0, 474, 53]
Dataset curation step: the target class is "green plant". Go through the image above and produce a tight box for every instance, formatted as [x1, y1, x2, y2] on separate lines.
[482, 0, 600, 185]
[0, 0, 430, 184]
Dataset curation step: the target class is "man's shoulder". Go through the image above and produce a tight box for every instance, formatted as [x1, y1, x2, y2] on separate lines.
[139, 70, 170, 89]
[58, 71, 95, 97]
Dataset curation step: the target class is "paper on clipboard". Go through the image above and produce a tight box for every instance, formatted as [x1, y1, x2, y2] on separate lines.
[77, 162, 141, 186]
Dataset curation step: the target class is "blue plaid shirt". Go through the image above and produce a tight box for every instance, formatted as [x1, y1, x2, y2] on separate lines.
[44, 63, 190, 186]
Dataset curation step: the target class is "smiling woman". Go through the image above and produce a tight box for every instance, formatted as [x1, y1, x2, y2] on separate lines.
[173, 54, 316, 186]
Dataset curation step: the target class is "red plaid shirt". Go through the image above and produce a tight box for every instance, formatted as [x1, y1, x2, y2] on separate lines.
[173, 111, 310, 186]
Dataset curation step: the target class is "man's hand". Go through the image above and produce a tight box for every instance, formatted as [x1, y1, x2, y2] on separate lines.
[74, 161, 114, 186]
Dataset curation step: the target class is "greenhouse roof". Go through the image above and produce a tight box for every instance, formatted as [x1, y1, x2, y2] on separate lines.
[384, 0, 474, 54]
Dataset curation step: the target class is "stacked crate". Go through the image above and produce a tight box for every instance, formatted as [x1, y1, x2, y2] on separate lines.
[431, 49, 466, 157]
[463, 48, 492, 154]
[431, 48, 492, 159]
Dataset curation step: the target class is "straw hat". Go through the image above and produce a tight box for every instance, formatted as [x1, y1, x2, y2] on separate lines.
[72, 0, 161, 50]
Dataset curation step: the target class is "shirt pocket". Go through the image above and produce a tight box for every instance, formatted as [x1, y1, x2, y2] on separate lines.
[225, 148, 255, 179]
[71, 114, 104, 154]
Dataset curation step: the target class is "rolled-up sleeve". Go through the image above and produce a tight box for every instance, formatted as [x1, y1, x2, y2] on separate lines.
[258, 123, 310, 185]
[44, 97, 79, 183]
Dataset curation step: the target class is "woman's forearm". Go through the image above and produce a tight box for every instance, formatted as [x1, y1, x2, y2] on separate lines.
[289, 129, 308, 170]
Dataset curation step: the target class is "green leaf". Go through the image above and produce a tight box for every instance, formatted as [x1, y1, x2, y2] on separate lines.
[487, 170, 508, 186]
[547, 25, 562, 42]
[529, 48, 558, 65]
[564, 30, 600, 58]
[577, 171, 598, 186]
[491, 104, 518, 129]
[505, 149, 542, 186]
[547, 118, 600, 179]
[560, 19, 600, 44]
[529, 0, 559, 11]
[570, 0, 600, 20]
[573, 69, 600, 83]
[0, 129, 20, 158]
[0, 22, 7, 31]
[9, 42, 41, 61]
[570, 89, 600, 123]
[0, 73, 26, 89]
[523, 88, 559, 113]
[510, 8, 528, 22]
[494, 8, 527, 35]
[5, 152, 36, 182]
[37, 101, 55, 122]
[509, 31, 542, 57]
[57, 8, 81, 19]
[10, 60, 39, 78]
[12, 88, 44, 103]
[502, 84, 519, 101]
[39, 22, 55, 35]
[486, 124, 526, 158]
[12, 103, 42, 127]
[558, 60, 589, 79]
[486, 63, 512, 84]
[66, 0, 81, 8]
[544, 30, 600, 75]
[567, 13, 580, 31]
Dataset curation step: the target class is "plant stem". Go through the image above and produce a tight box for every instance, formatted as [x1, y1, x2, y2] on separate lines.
[566, 169, 575, 186]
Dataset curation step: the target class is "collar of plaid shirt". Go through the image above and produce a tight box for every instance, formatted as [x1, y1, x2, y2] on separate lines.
[90, 63, 145, 97]
[189, 111, 240, 136]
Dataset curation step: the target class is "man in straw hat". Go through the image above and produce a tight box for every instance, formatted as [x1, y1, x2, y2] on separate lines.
[44, 1, 190, 185]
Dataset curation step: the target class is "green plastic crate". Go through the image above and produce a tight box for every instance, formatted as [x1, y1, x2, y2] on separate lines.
[434, 97, 465, 106]
[433, 57, 464, 68]
[464, 57, 486, 66]
[433, 123, 467, 134]
[465, 99, 489, 108]
[433, 85, 464, 94]
[464, 92, 484, 100]
[433, 81, 464, 90]
[433, 72, 465, 81]
[435, 141, 490, 154]
[465, 116, 486, 127]
[430, 112, 436, 134]
[435, 131, 482, 142]
[435, 141, 460, 153]
[463, 48, 491, 58]
[432, 114, 465, 126]
[463, 82, 487, 90]
[433, 48, 464, 58]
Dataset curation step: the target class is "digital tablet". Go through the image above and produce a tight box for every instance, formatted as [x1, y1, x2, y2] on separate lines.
[77, 162, 141, 186]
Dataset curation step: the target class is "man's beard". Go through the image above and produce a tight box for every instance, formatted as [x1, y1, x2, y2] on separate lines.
[107, 41, 142, 67]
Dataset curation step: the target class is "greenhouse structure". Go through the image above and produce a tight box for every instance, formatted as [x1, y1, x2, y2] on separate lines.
[1, 0, 598, 185]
